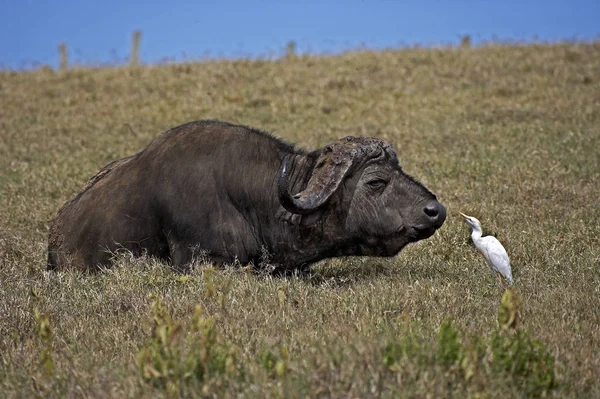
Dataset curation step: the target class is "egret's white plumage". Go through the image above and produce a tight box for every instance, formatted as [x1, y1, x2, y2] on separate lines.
[460, 212, 513, 286]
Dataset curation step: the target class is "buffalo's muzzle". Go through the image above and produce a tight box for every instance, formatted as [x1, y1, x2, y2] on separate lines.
[423, 200, 446, 228]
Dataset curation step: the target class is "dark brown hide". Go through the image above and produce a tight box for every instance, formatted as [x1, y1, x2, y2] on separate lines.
[48, 120, 446, 273]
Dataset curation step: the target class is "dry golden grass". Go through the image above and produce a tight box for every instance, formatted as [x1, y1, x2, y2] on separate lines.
[1, 42, 599, 398]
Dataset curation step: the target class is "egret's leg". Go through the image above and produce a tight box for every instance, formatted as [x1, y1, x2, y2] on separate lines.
[496, 271, 509, 288]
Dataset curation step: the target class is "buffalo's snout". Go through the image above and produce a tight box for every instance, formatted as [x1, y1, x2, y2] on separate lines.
[423, 200, 446, 227]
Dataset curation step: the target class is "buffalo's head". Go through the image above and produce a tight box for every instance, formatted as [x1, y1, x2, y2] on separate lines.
[278, 136, 446, 256]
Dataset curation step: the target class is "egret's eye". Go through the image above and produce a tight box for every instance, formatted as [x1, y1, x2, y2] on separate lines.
[366, 178, 388, 191]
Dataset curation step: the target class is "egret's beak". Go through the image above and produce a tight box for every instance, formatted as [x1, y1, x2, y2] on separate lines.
[459, 212, 469, 220]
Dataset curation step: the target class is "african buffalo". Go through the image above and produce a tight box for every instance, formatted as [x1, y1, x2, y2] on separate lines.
[47, 120, 446, 273]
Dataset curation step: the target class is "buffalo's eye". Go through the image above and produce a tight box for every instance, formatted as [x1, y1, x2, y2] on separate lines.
[366, 178, 388, 191]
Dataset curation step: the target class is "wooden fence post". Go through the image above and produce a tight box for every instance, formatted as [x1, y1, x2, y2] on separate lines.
[130, 30, 141, 67]
[58, 43, 68, 71]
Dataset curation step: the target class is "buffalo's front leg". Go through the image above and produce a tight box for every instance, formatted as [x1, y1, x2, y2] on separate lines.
[164, 232, 199, 273]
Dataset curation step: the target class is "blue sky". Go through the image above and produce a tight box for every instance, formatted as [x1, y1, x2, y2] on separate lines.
[1, 0, 599, 70]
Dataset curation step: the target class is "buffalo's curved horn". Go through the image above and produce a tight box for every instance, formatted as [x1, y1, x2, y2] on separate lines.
[278, 152, 352, 215]
[278, 154, 308, 215]
[278, 137, 391, 215]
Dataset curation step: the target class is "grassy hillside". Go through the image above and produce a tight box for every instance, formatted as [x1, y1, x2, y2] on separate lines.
[1, 42, 599, 398]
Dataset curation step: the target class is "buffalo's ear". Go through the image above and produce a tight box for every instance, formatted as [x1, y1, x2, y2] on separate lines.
[276, 206, 301, 225]
[275, 206, 323, 226]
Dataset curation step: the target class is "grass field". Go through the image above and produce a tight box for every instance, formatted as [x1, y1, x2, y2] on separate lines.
[1, 41, 599, 398]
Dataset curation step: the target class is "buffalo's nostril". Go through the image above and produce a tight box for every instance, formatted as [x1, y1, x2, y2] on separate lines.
[423, 204, 438, 217]
[423, 201, 447, 225]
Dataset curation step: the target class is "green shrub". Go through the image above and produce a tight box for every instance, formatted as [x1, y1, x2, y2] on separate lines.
[491, 330, 556, 397]
[383, 332, 424, 371]
[33, 306, 54, 378]
[258, 347, 289, 378]
[137, 298, 238, 395]
[383, 292, 556, 397]
[437, 319, 463, 367]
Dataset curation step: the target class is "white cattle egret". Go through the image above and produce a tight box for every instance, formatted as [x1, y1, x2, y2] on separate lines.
[460, 212, 513, 286]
